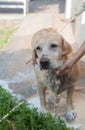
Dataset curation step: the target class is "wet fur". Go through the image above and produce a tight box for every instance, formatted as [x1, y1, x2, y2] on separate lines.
[31, 28, 80, 121]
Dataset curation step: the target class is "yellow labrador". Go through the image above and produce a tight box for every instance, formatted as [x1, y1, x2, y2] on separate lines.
[31, 28, 80, 122]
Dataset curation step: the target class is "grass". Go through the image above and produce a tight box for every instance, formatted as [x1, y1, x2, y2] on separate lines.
[0, 86, 74, 130]
[0, 28, 16, 50]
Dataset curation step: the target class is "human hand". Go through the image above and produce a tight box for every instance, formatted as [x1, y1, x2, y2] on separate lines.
[58, 58, 74, 74]
[58, 39, 85, 74]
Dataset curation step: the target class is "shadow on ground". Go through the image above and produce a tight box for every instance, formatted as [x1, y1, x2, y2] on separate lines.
[0, 49, 37, 98]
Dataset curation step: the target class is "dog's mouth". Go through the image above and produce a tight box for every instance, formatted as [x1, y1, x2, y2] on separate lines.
[39, 58, 61, 71]
[40, 58, 50, 70]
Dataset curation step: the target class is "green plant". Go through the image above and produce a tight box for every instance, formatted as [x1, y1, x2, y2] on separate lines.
[0, 28, 16, 50]
[0, 86, 73, 130]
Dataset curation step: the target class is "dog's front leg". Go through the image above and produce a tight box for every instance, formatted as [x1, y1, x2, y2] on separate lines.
[65, 85, 77, 122]
[67, 85, 74, 110]
[37, 83, 47, 112]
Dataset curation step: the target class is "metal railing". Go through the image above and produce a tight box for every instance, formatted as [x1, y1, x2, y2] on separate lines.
[0, 0, 29, 16]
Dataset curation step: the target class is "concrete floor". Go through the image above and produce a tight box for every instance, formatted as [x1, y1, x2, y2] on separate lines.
[0, 0, 85, 129]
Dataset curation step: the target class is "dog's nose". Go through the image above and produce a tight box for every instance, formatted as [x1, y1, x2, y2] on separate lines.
[40, 58, 50, 70]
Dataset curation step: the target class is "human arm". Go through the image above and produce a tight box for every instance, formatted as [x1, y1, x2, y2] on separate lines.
[59, 40, 85, 73]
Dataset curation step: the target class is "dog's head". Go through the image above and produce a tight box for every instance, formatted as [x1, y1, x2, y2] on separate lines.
[32, 28, 72, 70]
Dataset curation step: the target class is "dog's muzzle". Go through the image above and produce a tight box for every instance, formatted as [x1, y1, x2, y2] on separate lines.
[40, 58, 50, 70]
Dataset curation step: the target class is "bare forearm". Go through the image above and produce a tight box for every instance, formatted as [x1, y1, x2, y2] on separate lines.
[72, 40, 85, 64]
[59, 40, 85, 73]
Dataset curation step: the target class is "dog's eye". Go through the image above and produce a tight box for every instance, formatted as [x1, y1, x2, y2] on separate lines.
[50, 44, 57, 48]
[36, 46, 42, 51]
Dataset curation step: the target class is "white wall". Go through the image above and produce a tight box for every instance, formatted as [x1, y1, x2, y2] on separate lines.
[65, 0, 72, 18]
[65, 0, 83, 19]
[65, 0, 85, 61]
[65, 0, 85, 45]
[75, 0, 85, 48]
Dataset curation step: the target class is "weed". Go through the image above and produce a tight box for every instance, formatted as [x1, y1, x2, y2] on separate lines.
[0, 86, 73, 130]
[0, 28, 16, 50]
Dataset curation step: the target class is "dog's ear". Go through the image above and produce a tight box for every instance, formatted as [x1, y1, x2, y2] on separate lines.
[32, 50, 38, 65]
[62, 37, 72, 56]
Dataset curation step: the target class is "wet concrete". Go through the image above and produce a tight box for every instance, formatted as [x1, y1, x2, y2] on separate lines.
[0, 0, 85, 129]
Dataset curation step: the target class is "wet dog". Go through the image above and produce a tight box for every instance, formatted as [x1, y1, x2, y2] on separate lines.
[31, 28, 80, 122]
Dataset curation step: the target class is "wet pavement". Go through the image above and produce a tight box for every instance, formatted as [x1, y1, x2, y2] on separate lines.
[0, 0, 85, 129]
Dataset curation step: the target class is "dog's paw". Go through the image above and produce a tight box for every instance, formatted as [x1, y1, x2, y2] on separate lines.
[40, 106, 49, 113]
[64, 111, 77, 122]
